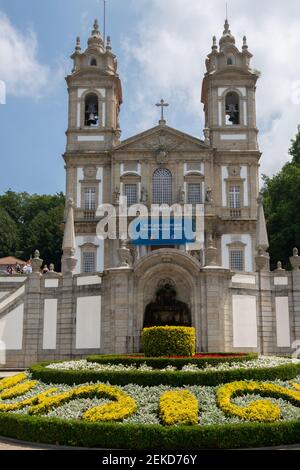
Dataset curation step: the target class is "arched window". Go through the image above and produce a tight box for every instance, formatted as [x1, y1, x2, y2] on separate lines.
[225, 92, 239, 125]
[84, 93, 99, 127]
[90, 57, 97, 66]
[152, 168, 172, 204]
[227, 54, 235, 66]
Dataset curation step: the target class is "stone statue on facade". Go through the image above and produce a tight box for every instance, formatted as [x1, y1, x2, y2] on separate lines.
[178, 186, 185, 204]
[113, 187, 120, 204]
[205, 186, 213, 203]
[290, 247, 300, 270]
[140, 186, 148, 204]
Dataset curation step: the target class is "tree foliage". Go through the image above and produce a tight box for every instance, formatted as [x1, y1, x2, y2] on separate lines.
[0, 191, 65, 271]
[0, 207, 19, 258]
[262, 125, 300, 269]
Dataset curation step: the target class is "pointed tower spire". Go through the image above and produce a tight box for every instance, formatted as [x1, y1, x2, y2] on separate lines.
[62, 197, 77, 275]
[106, 35, 112, 52]
[75, 36, 81, 52]
[242, 35, 248, 51]
[211, 35, 217, 51]
[88, 18, 104, 50]
[224, 19, 230, 34]
[92, 19, 100, 37]
[219, 19, 235, 47]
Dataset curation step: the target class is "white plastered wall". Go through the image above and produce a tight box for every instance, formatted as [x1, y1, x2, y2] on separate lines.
[232, 295, 257, 348]
[221, 234, 253, 272]
[76, 296, 101, 349]
[75, 236, 104, 274]
[0, 304, 24, 350]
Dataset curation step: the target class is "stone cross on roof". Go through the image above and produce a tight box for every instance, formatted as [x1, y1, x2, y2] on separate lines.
[156, 99, 169, 125]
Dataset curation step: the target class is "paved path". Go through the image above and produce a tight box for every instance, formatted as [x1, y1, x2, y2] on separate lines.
[0, 371, 23, 378]
[0, 436, 300, 450]
[0, 437, 45, 450]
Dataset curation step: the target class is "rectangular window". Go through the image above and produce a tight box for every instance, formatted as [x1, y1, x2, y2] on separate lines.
[230, 250, 244, 271]
[124, 184, 138, 205]
[83, 252, 95, 273]
[84, 187, 96, 210]
[187, 183, 202, 204]
[229, 186, 241, 209]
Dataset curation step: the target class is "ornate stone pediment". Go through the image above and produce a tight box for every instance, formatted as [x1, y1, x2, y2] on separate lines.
[113, 125, 209, 154]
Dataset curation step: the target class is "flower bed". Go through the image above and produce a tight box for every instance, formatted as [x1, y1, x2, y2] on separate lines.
[1, 371, 300, 448]
[86, 352, 256, 369]
[30, 357, 300, 387]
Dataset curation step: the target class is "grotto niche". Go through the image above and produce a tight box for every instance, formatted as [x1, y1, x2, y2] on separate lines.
[143, 282, 191, 327]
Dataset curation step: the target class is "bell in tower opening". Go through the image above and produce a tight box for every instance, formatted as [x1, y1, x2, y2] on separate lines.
[225, 92, 240, 125]
[85, 93, 99, 126]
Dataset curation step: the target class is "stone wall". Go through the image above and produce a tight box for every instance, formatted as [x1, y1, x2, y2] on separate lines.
[0, 257, 300, 368]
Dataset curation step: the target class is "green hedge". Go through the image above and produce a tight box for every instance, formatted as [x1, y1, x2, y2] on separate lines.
[30, 361, 300, 387]
[1, 411, 300, 449]
[142, 326, 196, 357]
[86, 353, 257, 369]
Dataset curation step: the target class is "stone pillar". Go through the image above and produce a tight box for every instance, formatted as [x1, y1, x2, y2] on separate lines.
[290, 248, 300, 351]
[104, 267, 134, 354]
[56, 273, 74, 360]
[22, 250, 43, 366]
[201, 267, 232, 352]
[258, 270, 274, 354]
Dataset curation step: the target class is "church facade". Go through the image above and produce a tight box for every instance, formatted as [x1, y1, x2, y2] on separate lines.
[64, 19, 259, 275]
[0, 20, 300, 367]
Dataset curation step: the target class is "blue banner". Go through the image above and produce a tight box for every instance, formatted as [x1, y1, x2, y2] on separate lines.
[130, 217, 196, 246]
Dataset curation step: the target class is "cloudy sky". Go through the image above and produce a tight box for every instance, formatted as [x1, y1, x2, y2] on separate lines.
[0, 0, 299, 194]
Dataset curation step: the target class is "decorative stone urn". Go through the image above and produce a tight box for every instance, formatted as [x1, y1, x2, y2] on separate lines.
[118, 240, 133, 267]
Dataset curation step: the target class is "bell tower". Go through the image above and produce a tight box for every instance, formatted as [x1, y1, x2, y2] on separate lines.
[65, 19, 122, 152]
[201, 21, 262, 272]
[62, 20, 123, 275]
[201, 20, 259, 150]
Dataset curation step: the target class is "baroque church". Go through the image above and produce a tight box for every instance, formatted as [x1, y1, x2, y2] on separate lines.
[0, 19, 300, 368]
[64, 19, 260, 275]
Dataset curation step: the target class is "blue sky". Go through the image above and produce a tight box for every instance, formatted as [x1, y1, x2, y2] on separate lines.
[0, 0, 300, 195]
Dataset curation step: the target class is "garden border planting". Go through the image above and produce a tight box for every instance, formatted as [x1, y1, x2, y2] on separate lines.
[86, 353, 257, 369]
[30, 360, 300, 387]
[1, 412, 300, 449]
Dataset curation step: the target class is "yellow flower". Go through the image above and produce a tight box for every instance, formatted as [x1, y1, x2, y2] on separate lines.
[217, 380, 300, 422]
[0, 373, 27, 392]
[159, 390, 199, 425]
[0, 380, 37, 400]
[29, 383, 137, 422]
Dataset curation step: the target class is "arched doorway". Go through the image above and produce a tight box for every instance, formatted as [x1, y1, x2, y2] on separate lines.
[143, 280, 191, 327]
[132, 249, 201, 351]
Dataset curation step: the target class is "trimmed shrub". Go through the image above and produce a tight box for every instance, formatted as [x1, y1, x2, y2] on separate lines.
[1, 412, 300, 449]
[142, 326, 196, 357]
[86, 353, 257, 369]
[30, 361, 300, 387]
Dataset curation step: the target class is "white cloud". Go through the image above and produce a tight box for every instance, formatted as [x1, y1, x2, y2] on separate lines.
[0, 11, 50, 98]
[122, 0, 300, 177]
